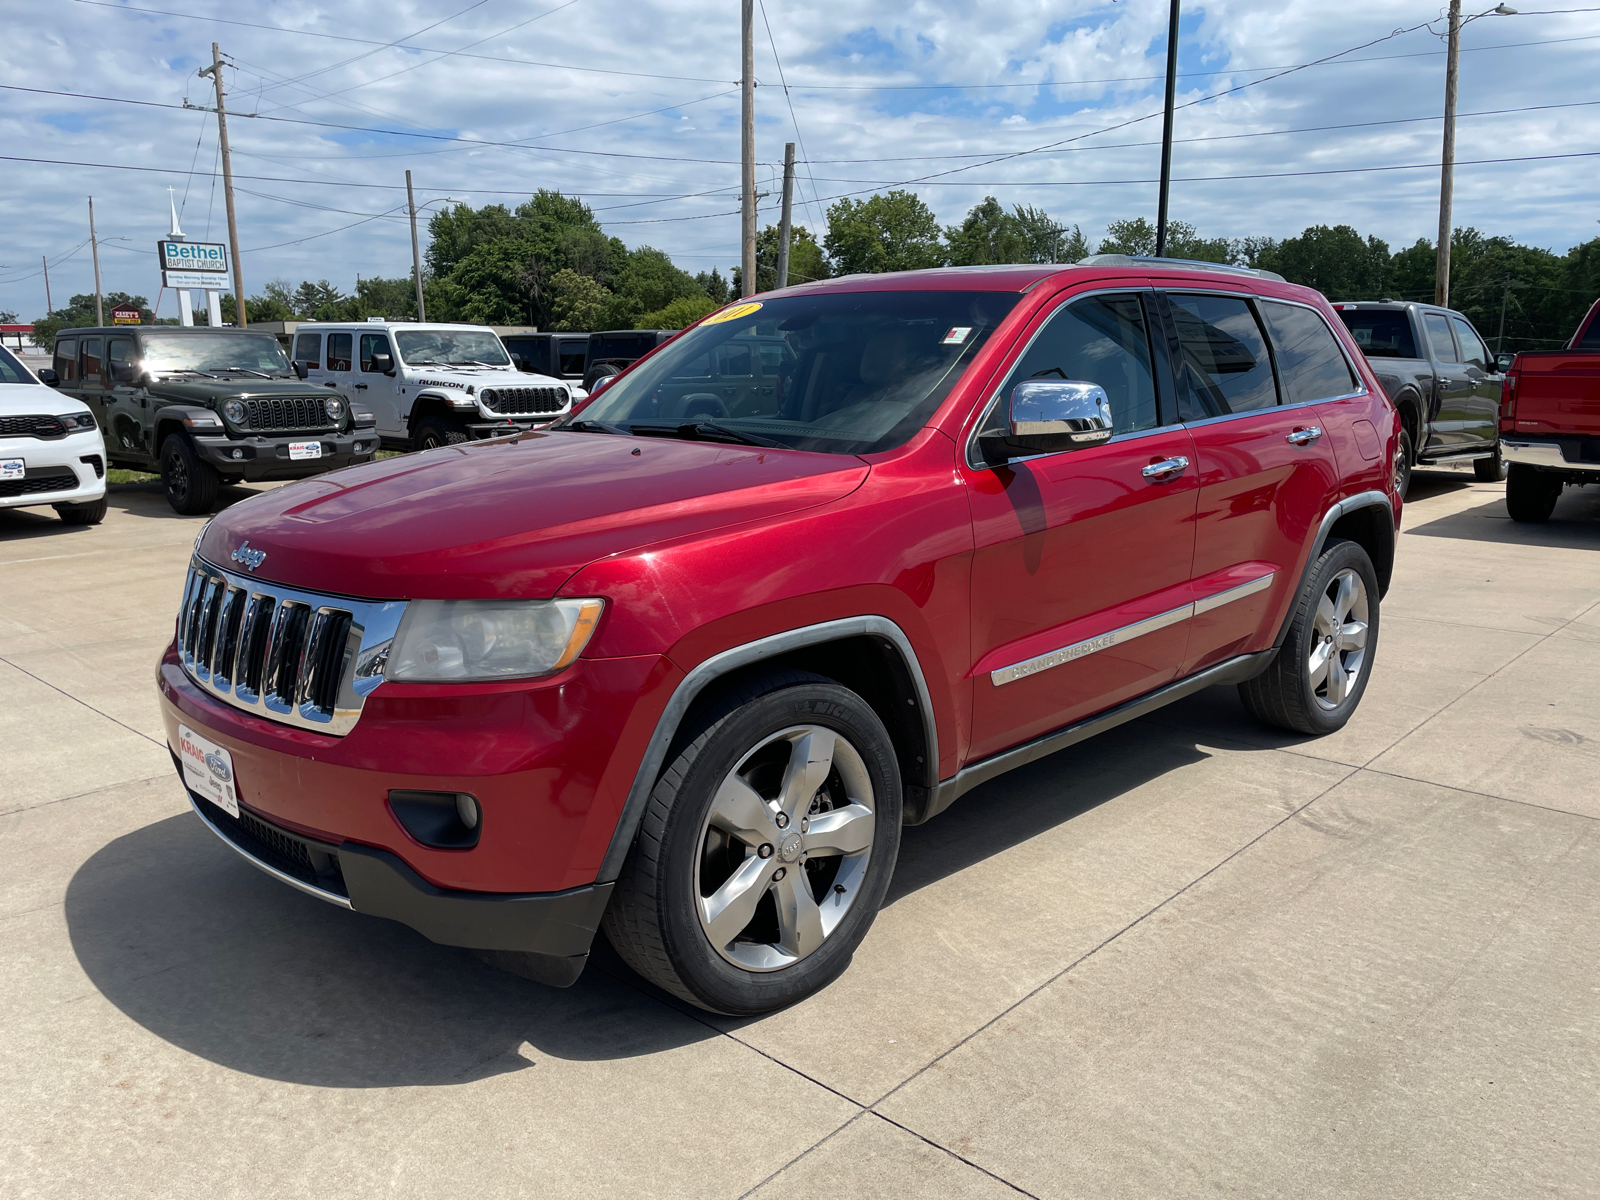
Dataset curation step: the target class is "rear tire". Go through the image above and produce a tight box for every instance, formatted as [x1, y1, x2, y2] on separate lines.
[1505, 463, 1561, 523]
[159, 434, 218, 516]
[1239, 539, 1379, 736]
[603, 671, 902, 1015]
[1473, 445, 1505, 482]
[54, 498, 107, 525]
[1393, 426, 1414, 498]
[412, 417, 469, 452]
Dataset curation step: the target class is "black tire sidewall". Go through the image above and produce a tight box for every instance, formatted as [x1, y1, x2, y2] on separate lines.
[654, 684, 902, 1015]
[1394, 427, 1413, 498]
[1283, 540, 1381, 735]
[1506, 464, 1559, 522]
[160, 434, 213, 515]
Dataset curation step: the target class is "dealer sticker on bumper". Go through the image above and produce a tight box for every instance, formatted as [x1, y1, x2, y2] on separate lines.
[0, 458, 23, 481]
[175, 723, 239, 818]
[288, 441, 323, 461]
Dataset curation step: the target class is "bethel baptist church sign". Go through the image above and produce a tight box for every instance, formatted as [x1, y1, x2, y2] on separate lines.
[156, 239, 229, 291]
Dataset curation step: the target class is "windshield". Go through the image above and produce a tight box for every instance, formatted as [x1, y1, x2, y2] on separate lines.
[1336, 309, 1418, 359]
[558, 290, 1021, 455]
[141, 331, 291, 374]
[394, 329, 511, 366]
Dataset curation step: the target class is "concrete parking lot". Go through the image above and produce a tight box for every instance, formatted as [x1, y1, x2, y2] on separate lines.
[2, 471, 1598, 1199]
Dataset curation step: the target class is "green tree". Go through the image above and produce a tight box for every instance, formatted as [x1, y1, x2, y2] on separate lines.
[0, 309, 18, 324]
[30, 291, 151, 346]
[1390, 238, 1435, 303]
[825, 190, 946, 275]
[548, 269, 610, 331]
[1015, 207, 1087, 262]
[638, 294, 719, 329]
[945, 197, 1033, 266]
[1097, 218, 1228, 263]
[1256, 225, 1391, 299]
[695, 268, 731, 305]
[598, 246, 703, 328]
[737, 224, 829, 293]
[293, 279, 346, 315]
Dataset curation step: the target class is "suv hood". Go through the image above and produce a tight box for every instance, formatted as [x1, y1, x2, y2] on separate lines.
[0, 380, 84, 417]
[149, 377, 333, 404]
[403, 364, 522, 389]
[197, 431, 869, 599]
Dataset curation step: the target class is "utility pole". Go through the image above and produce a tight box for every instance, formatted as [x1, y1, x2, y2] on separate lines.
[1154, 0, 1181, 259]
[406, 170, 427, 322]
[1495, 277, 1524, 352]
[775, 142, 795, 290]
[42, 255, 52, 315]
[200, 44, 246, 326]
[87, 197, 104, 327]
[1435, 1, 1461, 307]
[740, 0, 756, 297]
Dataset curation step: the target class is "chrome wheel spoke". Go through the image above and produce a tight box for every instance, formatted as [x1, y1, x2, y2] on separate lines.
[772, 870, 825, 960]
[1314, 593, 1337, 635]
[1333, 573, 1358, 622]
[1325, 659, 1349, 705]
[803, 801, 874, 856]
[1308, 642, 1332, 688]
[709, 774, 778, 846]
[778, 727, 836, 821]
[1341, 619, 1368, 650]
[700, 855, 775, 949]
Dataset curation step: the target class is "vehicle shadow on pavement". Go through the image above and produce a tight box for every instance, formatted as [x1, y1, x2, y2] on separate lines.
[1405, 492, 1600, 550]
[0, 507, 99, 543]
[63, 812, 718, 1088]
[103, 481, 263, 521]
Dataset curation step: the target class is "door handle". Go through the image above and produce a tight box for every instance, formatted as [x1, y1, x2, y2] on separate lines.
[1286, 426, 1323, 445]
[1141, 455, 1189, 481]
[353, 383, 368, 391]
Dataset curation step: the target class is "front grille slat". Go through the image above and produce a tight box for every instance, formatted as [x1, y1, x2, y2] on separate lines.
[485, 386, 569, 415]
[0, 414, 68, 439]
[172, 557, 405, 736]
[241, 396, 334, 433]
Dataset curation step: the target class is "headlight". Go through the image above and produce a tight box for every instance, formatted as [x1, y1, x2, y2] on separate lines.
[480, 388, 497, 404]
[385, 598, 605, 682]
[58, 412, 98, 432]
[222, 399, 246, 424]
[324, 395, 345, 421]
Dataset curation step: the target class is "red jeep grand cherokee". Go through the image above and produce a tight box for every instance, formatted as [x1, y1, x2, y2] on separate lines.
[158, 257, 1401, 1014]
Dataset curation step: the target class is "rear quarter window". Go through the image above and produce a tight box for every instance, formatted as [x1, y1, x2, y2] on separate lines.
[1168, 293, 1279, 418]
[1259, 301, 1359, 404]
[327, 332, 353, 372]
[293, 332, 321, 368]
[1335, 309, 1418, 359]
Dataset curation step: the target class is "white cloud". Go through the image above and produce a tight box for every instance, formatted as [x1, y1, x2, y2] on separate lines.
[1, 0, 1596, 315]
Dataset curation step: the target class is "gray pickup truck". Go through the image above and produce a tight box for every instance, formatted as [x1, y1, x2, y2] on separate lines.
[1332, 300, 1502, 495]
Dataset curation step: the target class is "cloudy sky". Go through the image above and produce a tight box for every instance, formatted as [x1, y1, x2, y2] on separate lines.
[1, 0, 1596, 320]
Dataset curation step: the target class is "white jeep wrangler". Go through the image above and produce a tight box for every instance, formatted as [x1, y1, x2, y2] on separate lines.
[290, 321, 575, 452]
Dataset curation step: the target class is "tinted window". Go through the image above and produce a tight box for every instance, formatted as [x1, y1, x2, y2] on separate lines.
[979, 292, 1158, 439]
[1422, 312, 1457, 362]
[1450, 316, 1489, 371]
[0, 347, 33, 384]
[107, 336, 136, 369]
[360, 333, 392, 372]
[55, 339, 78, 382]
[501, 338, 541, 371]
[293, 332, 321, 368]
[1580, 314, 1600, 350]
[1168, 294, 1278, 418]
[1259, 302, 1359, 404]
[81, 337, 104, 384]
[566, 290, 1020, 455]
[327, 333, 353, 372]
[558, 341, 587, 375]
[1335, 309, 1418, 358]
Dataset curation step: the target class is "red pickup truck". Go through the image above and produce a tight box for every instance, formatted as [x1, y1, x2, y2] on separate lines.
[158, 258, 1400, 1014]
[1500, 297, 1600, 521]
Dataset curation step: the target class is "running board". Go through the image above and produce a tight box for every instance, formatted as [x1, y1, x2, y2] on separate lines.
[919, 649, 1276, 823]
[1419, 450, 1494, 464]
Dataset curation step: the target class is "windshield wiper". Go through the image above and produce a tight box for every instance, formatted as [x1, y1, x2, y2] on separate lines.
[222, 367, 272, 378]
[563, 419, 629, 435]
[447, 359, 504, 367]
[407, 359, 444, 366]
[633, 422, 786, 448]
[160, 368, 221, 379]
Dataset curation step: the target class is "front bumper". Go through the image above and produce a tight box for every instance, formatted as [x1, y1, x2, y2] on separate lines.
[1502, 438, 1600, 475]
[179, 768, 612, 985]
[193, 431, 378, 480]
[0, 429, 107, 508]
[466, 417, 550, 439]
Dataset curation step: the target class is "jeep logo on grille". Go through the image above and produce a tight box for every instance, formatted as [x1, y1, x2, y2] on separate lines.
[231, 541, 267, 572]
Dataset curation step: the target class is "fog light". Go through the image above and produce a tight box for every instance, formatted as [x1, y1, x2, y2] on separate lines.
[231, 448, 244, 460]
[388, 790, 481, 849]
[456, 793, 479, 830]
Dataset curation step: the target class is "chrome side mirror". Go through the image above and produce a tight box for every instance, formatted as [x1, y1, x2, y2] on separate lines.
[984, 380, 1114, 461]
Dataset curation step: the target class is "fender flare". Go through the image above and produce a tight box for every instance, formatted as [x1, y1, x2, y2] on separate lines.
[596, 616, 939, 883]
[1272, 489, 1395, 649]
[153, 405, 224, 448]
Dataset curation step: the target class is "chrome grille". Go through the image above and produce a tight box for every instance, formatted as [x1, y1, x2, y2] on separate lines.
[241, 397, 335, 432]
[484, 385, 569, 415]
[176, 555, 405, 735]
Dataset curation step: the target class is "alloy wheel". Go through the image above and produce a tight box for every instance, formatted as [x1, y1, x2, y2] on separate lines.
[694, 725, 876, 972]
[1309, 567, 1369, 710]
[165, 449, 189, 505]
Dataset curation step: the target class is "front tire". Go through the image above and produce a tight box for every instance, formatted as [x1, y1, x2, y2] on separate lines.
[159, 434, 218, 515]
[1505, 463, 1562, 523]
[412, 417, 469, 452]
[1473, 445, 1505, 482]
[1239, 539, 1379, 736]
[603, 671, 902, 1015]
[54, 498, 107, 525]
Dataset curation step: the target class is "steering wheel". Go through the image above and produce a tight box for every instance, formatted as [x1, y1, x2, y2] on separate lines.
[676, 392, 728, 420]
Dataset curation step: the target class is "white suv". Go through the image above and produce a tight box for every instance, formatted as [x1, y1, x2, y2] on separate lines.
[0, 346, 107, 525]
[290, 322, 575, 452]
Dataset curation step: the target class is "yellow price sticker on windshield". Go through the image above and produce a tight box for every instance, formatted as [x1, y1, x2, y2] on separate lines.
[701, 301, 763, 325]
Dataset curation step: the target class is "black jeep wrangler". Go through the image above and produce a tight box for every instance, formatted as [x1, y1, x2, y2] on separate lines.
[42, 326, 377, 514]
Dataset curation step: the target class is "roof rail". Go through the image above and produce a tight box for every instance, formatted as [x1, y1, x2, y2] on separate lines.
[1076, 253, 1287, 284]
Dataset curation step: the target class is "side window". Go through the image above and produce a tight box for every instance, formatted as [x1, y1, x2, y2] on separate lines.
[558, 342, 587, 375]
[980, 292, 1159, 439]
[1422, 312, 1457, 363]
[1580, 316, 1600, 350]
[718, 343, 754, 377]
[81, 337, 104, 386]
[1168, 293, 1278, 418]
[326, 332, 353, 372]
[1258, 301, 1359, 404]
[293, 332, 322, 368]
[1449, 316, 1490, 372]
[360, 333, 392, 372]
[106, 337, 137, 382]
[55, 339, 78, 382]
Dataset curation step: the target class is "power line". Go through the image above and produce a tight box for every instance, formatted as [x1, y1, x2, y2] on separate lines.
[251, 0, 491, 98]
[758, 0, 824, 233]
